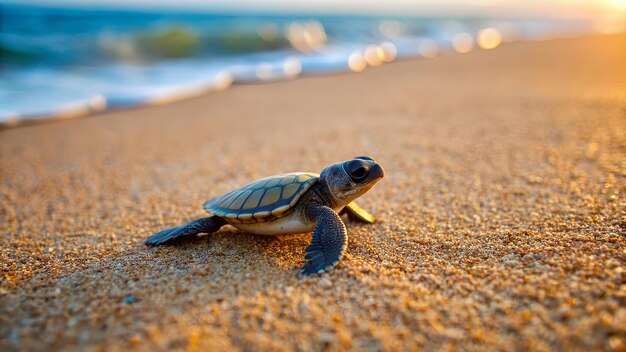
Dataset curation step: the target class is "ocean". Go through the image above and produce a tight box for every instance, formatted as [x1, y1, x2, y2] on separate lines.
[0, 4, 599, 125]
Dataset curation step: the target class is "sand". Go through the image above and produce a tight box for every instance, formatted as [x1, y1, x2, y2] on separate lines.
[1, 34, 625, 351]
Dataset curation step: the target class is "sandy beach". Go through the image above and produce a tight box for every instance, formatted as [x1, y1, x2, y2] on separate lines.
[1, 34, 625, 351]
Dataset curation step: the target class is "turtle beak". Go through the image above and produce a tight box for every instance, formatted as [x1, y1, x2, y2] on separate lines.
[353, 156, 384, 182]
[367, 163, 385, 183]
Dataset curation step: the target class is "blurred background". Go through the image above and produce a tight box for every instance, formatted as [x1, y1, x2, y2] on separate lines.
[1, 0, 624, 125]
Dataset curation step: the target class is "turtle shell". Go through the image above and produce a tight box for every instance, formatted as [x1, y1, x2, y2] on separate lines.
[203, 172, 319, 224]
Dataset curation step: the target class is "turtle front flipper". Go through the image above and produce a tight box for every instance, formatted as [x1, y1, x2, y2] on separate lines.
[301, 205, 347, 276]
[341, 202, 375, 224]
[146, 216, 226, 246]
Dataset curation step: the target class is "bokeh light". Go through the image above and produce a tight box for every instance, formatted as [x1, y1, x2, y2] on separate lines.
[452, 33, 474, 54]
[89, 95, 107, 112]
[380, 42, 398, 62]
[214, 71, 234, 91]
[477, 28, 502, 49]
[348, 52, 367, 72]
[255, 62, 274, 80]
[419, 39, 439, 58]
[283, 57, 302, 78]
[364, 45, 385, 66]
[287, 21, 327, 52]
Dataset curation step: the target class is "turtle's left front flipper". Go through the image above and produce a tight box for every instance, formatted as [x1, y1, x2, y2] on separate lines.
[301, 205, 347, 277]
[341, 202, 375, 224]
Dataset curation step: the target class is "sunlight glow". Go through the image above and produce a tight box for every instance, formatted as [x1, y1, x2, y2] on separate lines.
[13, 0, 624, 18]
[611, 0, 626, 8]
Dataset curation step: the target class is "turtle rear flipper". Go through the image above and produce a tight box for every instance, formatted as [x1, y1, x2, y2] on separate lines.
[146, 216, 226, 246]
[301, 205, 347, 276]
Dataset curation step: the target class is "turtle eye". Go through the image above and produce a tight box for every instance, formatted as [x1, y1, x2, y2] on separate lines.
[344, 160, 369, 183]
[355, 156, 374, 161]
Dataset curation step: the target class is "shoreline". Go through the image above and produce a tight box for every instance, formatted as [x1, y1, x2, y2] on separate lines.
[3, 26, 617, 130]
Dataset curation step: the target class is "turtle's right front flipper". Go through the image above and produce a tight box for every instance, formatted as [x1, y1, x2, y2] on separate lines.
[146, 216, 226, 246]
[301, 205, 348, 276]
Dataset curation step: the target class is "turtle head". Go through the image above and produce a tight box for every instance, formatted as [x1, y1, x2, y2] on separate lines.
[319, 156, 385, 206]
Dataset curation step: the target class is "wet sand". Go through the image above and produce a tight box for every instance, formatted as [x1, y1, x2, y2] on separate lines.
[1, 34, 625, 351]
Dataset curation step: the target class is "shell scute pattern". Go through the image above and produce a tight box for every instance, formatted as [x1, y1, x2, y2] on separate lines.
[243, 189, 265, 210]
[203, 172, 319, 223]
[260, 187, 281, 207]
[229, 190, 251, 209]
[282, 183, 300, 199]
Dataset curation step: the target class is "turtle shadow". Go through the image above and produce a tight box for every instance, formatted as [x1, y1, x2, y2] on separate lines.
[146, 227, 314, 277]
[147, 215, 371, 274]
[141, 225, 306, 274]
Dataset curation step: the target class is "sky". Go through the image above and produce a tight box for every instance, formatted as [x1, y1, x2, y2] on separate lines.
[4, 0, 625, 18]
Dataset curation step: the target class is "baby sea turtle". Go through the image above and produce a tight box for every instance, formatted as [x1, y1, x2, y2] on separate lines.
[146, 156, 384, 276]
